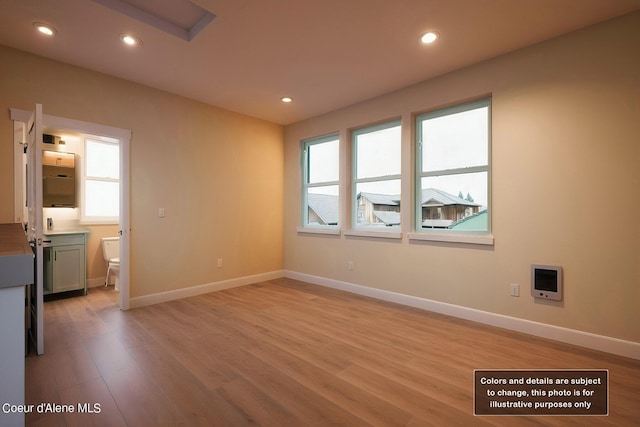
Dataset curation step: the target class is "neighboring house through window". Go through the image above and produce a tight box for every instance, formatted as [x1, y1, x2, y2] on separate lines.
[415, 98, 491, 233]
[352, 120, 401, 228]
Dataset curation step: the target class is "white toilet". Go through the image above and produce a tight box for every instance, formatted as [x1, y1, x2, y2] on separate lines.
[101, 237, 120, 292]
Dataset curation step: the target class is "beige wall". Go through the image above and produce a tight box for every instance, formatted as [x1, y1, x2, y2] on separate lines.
[284, 13, 640, 343]
[0, 45, 284, 298]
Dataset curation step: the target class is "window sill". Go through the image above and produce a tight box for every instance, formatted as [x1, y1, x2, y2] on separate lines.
[407, 232, 494, 246]
[344, 229, 402, 239]
[296, 227, 341, 236]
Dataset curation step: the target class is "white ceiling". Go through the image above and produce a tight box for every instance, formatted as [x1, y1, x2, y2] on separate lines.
[1, 0, 639, 125]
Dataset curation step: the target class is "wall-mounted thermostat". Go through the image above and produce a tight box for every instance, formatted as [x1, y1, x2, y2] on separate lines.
[531, 264, 562, 301]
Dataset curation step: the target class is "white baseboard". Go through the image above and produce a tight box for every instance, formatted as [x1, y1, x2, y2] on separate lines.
[129, 270, 285, 309]
[121, 268, 639, 360]
[284, 270, 640, 360]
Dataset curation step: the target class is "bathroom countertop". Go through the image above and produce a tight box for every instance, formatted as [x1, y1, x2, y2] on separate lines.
[44, 227, 90, 236]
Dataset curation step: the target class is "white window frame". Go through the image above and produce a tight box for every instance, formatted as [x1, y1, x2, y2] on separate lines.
[298, 134, 341, 234]
[409, 98, 493, 245]
[81, 136, 120, 224]
[349, 120, 402, 237]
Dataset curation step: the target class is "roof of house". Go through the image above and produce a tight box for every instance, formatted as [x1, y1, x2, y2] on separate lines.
[358, 192, 400, 206]
[358, 188, 481, 207]
[307, 193, 339, 225]
[449, 210, 488, 230]
[373, 210, 401, 226]
[421, 188, 481, 207]
[309, 188, 481, 225]
[422, 219, 454, 228]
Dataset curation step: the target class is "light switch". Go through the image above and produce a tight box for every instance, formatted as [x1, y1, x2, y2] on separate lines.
[158, 208, 165, 218]
[510, 283, 520, 297]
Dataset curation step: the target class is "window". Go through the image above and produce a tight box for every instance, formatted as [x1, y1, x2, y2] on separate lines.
[352, 120, 401, 228]
[82, 138, 120, 223]
[301, 134, 340, 228]
[415, 98, 491, 235]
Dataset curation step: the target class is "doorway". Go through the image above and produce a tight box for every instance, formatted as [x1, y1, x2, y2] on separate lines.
[11, 108, 131, 311]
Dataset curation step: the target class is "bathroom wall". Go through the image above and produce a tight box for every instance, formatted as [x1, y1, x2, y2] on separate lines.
[0, 44, 284, 298]
[283, 12, 640, 343]
[38, 134, 120, 284]
[85, 225, 120, 286]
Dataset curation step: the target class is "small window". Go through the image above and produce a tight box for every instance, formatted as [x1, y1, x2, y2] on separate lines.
[302, 135, 340, 227]
[415, 98, 490, 233]
[82, 138, 119, 223]
[352, 120, 401, 228]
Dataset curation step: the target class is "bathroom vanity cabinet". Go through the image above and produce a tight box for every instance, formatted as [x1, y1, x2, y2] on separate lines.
[43, 230, 87, 295]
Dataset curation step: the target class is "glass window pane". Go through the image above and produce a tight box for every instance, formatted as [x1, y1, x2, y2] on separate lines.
[419, 172, 487, 230]
[308, 139, 339, 184]
[306, 185, 339, 225]
[86, 140, 119, 179]
[356, 124, 401, 179]
[355, 179, 401, 227]
[85, 180, 119, 217]
[421, 106, 488, 172]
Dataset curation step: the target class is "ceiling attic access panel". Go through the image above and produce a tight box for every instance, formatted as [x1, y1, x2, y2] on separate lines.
[91, 0, 216, 41]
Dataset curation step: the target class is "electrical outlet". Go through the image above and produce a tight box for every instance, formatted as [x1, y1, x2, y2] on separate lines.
[158, 207, 165, 218]
[510, 283, 520, 297]
[347, 261, 354, 270]
[217, 258, 223, 268]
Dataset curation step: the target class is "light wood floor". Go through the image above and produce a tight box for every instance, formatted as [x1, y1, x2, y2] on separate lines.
[25, 278, 639, 426]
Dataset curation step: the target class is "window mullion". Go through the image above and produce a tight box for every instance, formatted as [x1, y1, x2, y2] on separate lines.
[420, 165, 488, 178]
[354, 174, 402, 185]
[306, 181, 339, 190]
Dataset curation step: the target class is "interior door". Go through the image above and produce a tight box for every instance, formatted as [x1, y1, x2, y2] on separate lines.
[26, 104, 44, 355]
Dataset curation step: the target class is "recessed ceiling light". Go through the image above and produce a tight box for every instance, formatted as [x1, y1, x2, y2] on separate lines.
[33, 22, 57, 36]
[420, 31, 439, 44]
[281, 97, 293, 103]
[119, 33, 142, 46]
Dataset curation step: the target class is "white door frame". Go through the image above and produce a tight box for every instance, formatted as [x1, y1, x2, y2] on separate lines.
[11, 108, 132, 310]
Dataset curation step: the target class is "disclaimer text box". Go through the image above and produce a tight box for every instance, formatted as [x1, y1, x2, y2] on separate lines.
[474, 369, 608, 416]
